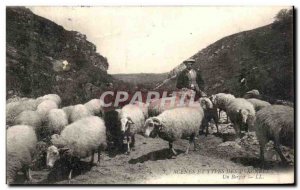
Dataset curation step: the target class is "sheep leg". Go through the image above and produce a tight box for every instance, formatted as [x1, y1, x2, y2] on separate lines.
[169, 142, 177, 156]
[193, 137, 198, 151]
[185, 144, 190, 155]
[97, 146, 101, 165]
[233, 123, 241, 138]
[90, 150, 95, 165]
[205, 122, 209, 137]
[131, 134, 136, 151]
[259, 143, 265, 168]
[274, 142, 288, 165]
[26, 167, 33, 183]
[68, 169, 73, 184]
[186, 133, 196, 154]
[215, 120, 219, 134]
[126, 141, 131, 154]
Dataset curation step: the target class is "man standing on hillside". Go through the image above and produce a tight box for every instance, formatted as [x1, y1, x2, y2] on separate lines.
[176, 59, 207, 98]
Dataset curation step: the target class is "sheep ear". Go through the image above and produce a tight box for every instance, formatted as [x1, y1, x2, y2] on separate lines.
[152, 117, 161, 126]
[58, 147, 70, 154]
[127, 117, 134, 124]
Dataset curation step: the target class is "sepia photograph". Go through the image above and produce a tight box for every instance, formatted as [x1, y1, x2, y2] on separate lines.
[5, 5, 294, 185]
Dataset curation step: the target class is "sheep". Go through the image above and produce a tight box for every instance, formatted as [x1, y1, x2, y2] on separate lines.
[119, 104, 145, 154]
[70, 104, 92, 123]
[36, 94, 62, 107]
[226, 98, 256, 137]
[148, 95, 191, 117]
[62, 105, 74, 123]
[210, 93, 235, 123]
[6, 98, 39, 126]
[246, 98, 271, 112]
[255, 105, 294, 166]
[13, 110, 43, 128]
[104, 110, 123, 151]
[7, 125, 37, 184]
[243, 89, 260, 99]
[132, 101, 149, 119]
[46, 116, 107, 182]
[144, 106, 204, 155]
[36, 100, 58, 120]
[84, 99, 104, 117]
[46, 109, 68, 134]
[198, 97, 219, 136]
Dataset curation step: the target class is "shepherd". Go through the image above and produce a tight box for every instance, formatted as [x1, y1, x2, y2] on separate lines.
[176, 58, 206, 98]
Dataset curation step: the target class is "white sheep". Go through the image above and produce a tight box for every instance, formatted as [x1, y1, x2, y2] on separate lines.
[243, 89, 260, 99]
[144, 106, 204, 155]
[84, 99, 104, 117]
[148, 96, 190, 117]
[255, 105, 294, 165]
[13, 110, 43, 128]
[6, 98, 39, 125]
[7, 125, 37, 184]
[46, 116, 107, 182]
[36, 100, 58, 120]
[62, 105, 74, 123]
[246, 98, 271, 112]
[226, 98, 256, 137]
[132, 101, 149, 119]
[119, 104, 145, 154]
[36, 94, 62, 107]
[210, 93, 235, 123]
[70, 104, 92, 123]
[46, 109, 68, 134]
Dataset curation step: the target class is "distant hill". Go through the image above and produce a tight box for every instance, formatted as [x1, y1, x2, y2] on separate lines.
[156, 9, 294, 102]
[113, 73, 168, 89]
[6, 7, 114, 105]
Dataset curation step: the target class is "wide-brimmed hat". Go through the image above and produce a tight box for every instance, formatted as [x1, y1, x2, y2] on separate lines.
[183, 58, 196, 64]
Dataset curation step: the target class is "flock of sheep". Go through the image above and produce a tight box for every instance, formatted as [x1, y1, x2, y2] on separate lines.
[6, 89, 294, 184]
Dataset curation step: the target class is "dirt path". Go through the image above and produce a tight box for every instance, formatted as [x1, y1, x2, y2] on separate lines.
[27, 131, 293, 184]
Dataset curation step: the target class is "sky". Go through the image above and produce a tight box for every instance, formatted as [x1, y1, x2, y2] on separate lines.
[29, 6, 290, 74]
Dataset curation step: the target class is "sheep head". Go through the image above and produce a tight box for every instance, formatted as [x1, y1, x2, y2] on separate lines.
[120, 116, 134, 133]
[209, 95, 216, 105]
[144, 117, 162, 138]
[46, 145, 71, 168]
[199, 97, 213, 110]
[238, 109, 249, 124]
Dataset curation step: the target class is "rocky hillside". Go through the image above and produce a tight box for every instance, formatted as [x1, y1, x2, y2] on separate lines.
[113, 73, 168, 89]
[157, 9, 294, 102]
[6, 7, 113, 105]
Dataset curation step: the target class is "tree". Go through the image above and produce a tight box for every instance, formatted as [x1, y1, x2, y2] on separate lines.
[274, 9, 293, 23]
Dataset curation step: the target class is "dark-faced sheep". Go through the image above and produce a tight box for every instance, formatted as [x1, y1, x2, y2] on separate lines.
[255, 105, 294, 166]
[144, 106, 204, 155]
[119, 104, 145, 154]
[198, 97, 219, 136]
